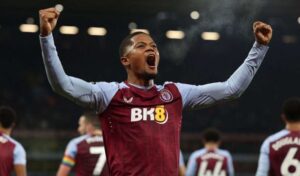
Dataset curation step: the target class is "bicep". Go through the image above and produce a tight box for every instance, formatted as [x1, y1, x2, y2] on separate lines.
[176, 82, 232, 110]
[14, 164, 27, 176]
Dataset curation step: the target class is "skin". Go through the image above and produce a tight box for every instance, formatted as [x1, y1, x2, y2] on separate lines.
[39, 7, 272, 88]
[179, 165, 186, 176]
[77, 116, 87, 135]
[204, 141, 220, 151]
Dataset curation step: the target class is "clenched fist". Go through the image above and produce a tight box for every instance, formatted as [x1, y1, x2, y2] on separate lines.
[39, 8, 60, 37]
[253, 21, 272, 45]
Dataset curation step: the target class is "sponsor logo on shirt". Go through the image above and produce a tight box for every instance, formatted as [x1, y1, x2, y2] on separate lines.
[130, 105, 168, 124]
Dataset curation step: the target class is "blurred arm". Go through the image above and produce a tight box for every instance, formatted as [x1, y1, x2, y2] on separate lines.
[14, 165, 27, 176]
[56, 165, 72, 176]
[256, 141, 270, 176]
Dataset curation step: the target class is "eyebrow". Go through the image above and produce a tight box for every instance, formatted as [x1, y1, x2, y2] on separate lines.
[134, 41, 156, 46]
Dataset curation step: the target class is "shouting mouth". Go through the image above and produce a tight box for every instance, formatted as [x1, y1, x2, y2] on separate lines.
[146, 54, 156, 67]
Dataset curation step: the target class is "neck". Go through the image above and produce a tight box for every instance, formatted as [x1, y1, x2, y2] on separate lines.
[127, 73, 154, 87]
[204, 142, 219, 151]
[286, 122, 300, 131]
[0, 127, 11, 135]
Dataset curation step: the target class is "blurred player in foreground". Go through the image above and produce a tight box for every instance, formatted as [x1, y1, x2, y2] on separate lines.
[0, 106, 27, 176]
[179, 150, 186, 176]
[39, 6, 272, 175]
[186, 128, 234, 176]
[256, 97, 300, 176]
[57, 112, 109, 176]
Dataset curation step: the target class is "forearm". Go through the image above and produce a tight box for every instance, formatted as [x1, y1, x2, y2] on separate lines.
[224, 42, 269, 98]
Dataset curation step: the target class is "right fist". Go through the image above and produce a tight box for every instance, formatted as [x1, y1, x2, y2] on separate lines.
[39, 8, 60, 37]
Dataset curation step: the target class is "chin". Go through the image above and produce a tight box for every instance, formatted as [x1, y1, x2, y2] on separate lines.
[144, 72, 157, 80]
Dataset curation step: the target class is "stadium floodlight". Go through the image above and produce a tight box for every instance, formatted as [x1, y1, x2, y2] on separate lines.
[282, 35, 297, 44]
[19, 24, 38, 33]
[166, 30, 185, 39]
[201, 32, 220, 41]
[130, 29, 150, 34]
[59, 26, 79, 35]
[87, 27, 107, 36]
[190, 11, 200, 20]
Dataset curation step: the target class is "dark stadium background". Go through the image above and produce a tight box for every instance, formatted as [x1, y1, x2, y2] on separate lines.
[1, 0, 300, 175]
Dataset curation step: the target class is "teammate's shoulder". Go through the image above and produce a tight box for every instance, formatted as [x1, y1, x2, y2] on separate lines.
[190, 148, 206, 158]
[69, 135, 88, 145]
[265, 129, 289, 143]
[217, 149, 232, 157]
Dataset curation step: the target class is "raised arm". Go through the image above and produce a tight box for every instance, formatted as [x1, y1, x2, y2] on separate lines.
[177, 21, 272, 109]
[39, 7, 118, 112]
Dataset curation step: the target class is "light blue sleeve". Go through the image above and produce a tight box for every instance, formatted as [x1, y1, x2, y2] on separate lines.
[256, 139, 270, 176]
[176, 42, 269, 109]
[226, 151, 235, 176]
[39, 34, 118, 113]
[13, 143, 26, 165]
[186, 152, 199, 176]
[179, 150, 185, 166]
[64, 138, 79, 159]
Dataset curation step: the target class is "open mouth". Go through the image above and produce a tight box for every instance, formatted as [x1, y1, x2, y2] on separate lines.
[146, 54, 156, 67]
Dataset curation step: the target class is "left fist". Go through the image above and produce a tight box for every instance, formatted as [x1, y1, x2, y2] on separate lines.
[253, 21, 272, 45]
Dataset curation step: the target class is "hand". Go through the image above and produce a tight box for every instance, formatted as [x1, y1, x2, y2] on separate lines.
[39, 7, 60, 37]
[253, 21, 272, 45]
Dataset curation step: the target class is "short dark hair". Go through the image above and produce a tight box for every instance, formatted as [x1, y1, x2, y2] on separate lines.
[83, 111, 100, 129]
[119, 32, 150, 57]
[202, 128, 221, 143]
[0, 106, 16, 129]
[282, 97, 300, 122]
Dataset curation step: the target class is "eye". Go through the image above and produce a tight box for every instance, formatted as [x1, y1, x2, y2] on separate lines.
[152, 44, 157, 48]
[136, 44, 145, 48]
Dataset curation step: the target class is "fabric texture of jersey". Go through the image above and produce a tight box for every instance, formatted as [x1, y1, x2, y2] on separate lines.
[256, 129, 300, 176]
[99, 82, 182, 175]
[0, 132, 26, 176]
[186, 148, 234, 176]
[63, 134, 109, 176]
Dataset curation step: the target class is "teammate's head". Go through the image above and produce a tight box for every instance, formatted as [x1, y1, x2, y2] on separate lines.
[0, 106, 16, 129]
[77, 112, 100, 135]
[119, 32, 160, 81]
[202, 128, 221, 148]
[282, 97, 300, 122]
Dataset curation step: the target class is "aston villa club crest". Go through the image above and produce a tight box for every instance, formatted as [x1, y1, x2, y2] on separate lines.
[159, 89, 173, 102]
[123, 96, 133, 104]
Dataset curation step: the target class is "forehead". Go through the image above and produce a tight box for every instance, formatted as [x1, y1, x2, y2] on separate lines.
[131, 34, 154, 44]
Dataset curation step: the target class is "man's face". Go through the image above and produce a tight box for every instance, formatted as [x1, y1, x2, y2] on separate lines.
[77, 116, 87, 135]
[122, 34, 160, 80]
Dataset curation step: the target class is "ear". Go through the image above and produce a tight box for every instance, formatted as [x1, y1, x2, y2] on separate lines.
[120, 56, 130, 66]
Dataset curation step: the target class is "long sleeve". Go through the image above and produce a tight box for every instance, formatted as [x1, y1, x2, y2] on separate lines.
[256, 140, 270, 176]
[176, 42, 269, 109]
[40, 34, 118, 112]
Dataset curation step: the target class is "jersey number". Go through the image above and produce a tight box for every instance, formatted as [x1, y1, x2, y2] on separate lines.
[89, 146, 106, 175]
[198, 160, 226, 176]
[281, 147, 300, 175]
